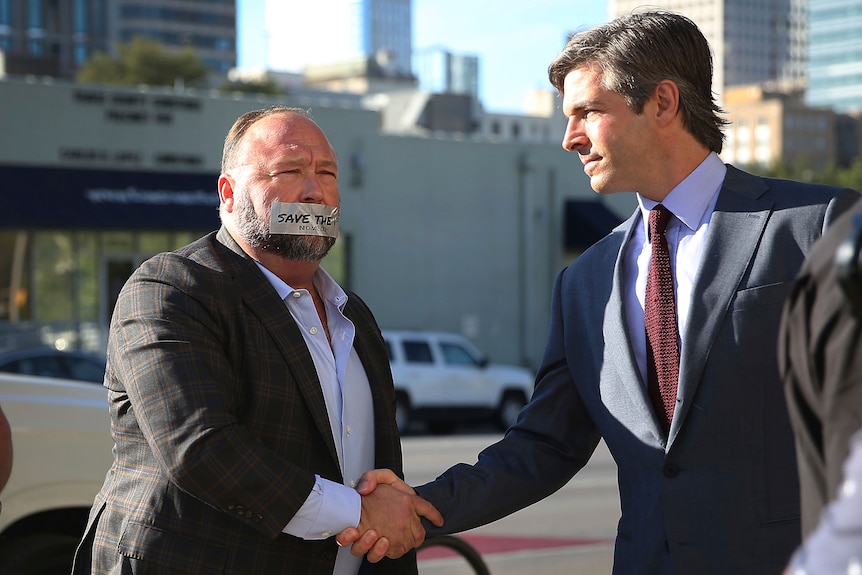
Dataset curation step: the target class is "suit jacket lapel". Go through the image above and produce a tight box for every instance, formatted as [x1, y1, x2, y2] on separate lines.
[214, 227, 341, 469]
[604, 211, 668, 443]
[669, 167, 772, 446]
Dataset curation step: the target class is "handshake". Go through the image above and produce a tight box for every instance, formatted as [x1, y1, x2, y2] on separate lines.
[336, 469, 443, 562]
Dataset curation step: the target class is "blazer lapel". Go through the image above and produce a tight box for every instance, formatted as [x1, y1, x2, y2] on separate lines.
[604, 211, 669, 444]
[214, 228, 341, 469]
[669, 167, 772, 446]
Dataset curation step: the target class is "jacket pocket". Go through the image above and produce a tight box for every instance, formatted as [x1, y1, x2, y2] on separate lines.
[118, 521, 228, 575]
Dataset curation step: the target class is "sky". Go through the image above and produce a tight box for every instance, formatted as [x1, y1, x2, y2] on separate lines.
[236, 0, 609, 114]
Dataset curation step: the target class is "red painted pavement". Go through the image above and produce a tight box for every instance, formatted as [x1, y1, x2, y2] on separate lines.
[417, 534, 613, 560]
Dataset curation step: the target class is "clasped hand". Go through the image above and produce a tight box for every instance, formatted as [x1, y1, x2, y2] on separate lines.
[336, 469, 442, 562]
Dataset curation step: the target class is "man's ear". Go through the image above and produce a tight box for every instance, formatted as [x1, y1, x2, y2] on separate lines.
[653, 79, 681, 126]
[218, 174, 234, 212]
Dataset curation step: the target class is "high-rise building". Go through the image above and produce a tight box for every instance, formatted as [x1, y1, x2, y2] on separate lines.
[413, 47, 479, 98]
[113, 0, 236, 75]
[0, 0, 236, 79]
[608, 0, 808, 100]
[265, 0, 412, 78]
[807, 0, 862, 113]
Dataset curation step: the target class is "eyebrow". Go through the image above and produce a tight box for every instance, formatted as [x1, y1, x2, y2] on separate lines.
[565, 98, 602, 114]
[269, 157, 338, 171]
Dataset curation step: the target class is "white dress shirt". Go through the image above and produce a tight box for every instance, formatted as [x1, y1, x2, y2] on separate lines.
[256, 262, 375, 575]
[622, 152, 726, 387]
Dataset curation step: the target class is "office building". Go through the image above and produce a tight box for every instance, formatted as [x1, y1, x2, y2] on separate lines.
[807, 0, 862, 113]
[0, 0, 236, 79]
[266, 0, 412, 79]
[414, 47, 479, 98]
[721, 83, 835, 170]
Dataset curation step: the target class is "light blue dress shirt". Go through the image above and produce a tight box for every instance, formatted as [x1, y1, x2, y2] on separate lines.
[623, 152, 726, 386]
[256, 262, 375, 575]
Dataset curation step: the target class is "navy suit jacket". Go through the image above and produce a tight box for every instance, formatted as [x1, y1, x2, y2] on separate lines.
[416, 166, 860, 575]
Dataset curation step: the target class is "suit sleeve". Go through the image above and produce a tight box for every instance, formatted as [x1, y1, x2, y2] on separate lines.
[415, 269, 601, 535]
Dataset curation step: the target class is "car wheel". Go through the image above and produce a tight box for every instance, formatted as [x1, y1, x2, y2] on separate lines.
[395, 391, 410, 434]
[496, 391, 527, 430]
[0, 534, 80, 575]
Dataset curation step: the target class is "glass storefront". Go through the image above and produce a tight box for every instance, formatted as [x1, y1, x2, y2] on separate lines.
[0, 229, 207, 351]
[0, 228, 349, 353]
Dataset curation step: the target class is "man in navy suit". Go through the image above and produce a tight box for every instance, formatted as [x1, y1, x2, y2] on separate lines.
[339, 11, 860, 574]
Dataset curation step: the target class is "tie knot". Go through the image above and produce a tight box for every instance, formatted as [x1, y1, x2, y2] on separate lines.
[649, 205, 673, 237]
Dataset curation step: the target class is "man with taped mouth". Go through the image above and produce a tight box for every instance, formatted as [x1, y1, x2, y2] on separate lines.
[72, 105, 442, 575]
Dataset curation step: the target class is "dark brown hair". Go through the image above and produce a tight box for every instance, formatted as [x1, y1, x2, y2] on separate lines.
[548, 11, 727, 152]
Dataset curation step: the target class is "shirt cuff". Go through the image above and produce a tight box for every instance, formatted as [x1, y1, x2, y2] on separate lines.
[282, 475, 361, 539]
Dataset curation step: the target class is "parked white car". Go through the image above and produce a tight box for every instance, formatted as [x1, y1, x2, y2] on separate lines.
[0, 373, 112, 575]
[382, 330, 534, 433]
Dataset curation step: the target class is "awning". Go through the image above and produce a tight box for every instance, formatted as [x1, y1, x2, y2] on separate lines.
[564, 199, 623, 249]
[1, 164, 220, 230]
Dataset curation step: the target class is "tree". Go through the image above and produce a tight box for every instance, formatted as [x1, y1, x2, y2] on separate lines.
[76, 37, 209, 88]
[747, 160, 862, 193]
[219, 77, 284, 96]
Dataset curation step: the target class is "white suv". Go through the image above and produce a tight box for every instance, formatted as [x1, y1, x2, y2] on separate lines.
[382, 330, 534, 433]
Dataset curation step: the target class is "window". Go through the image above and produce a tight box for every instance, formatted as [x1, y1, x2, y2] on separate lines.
[403, 341, 433, 364]
[440, 342, 478, 367]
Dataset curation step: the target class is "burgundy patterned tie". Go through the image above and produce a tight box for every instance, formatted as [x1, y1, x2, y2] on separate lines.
[645, 205, 679, 435]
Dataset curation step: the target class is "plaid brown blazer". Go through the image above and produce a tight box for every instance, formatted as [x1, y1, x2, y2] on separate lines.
[73, 227, 416, 575]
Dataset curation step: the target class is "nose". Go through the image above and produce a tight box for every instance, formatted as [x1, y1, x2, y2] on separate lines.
[561, 117, 587, 152]
[300, 175, 325, 203]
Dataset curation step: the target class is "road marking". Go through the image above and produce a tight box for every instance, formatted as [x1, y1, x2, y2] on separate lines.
[417, 533, 614, 560]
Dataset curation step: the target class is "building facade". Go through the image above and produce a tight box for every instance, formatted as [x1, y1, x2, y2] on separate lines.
[0, 77, 624, 371]
[721, 84, 836, 170]
[413, 47, 479, 98]
[0, 0, 236, 79]
[112, 0, 236, 75]
[807, 0, 862, 113]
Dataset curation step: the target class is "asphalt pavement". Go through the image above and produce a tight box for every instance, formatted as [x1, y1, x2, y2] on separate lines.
[400, 429, 620, 575]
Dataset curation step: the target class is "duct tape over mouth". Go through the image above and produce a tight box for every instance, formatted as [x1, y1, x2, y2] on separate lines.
[269, 202, 340, 238]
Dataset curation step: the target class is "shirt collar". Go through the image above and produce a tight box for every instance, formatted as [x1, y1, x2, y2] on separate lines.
[637, 151, 726, 233]
[255, 261, 348, 310]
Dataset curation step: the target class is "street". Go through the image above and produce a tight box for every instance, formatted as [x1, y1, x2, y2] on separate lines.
[400, 432, 620, 575]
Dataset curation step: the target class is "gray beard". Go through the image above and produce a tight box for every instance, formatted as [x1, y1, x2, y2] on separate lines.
[233, 194, 335, 263]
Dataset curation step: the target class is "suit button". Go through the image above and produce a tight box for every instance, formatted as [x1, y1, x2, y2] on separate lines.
[663, 464, 679, 478]
[254, 514, 263, 523]
[234, 505, 245, 515]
